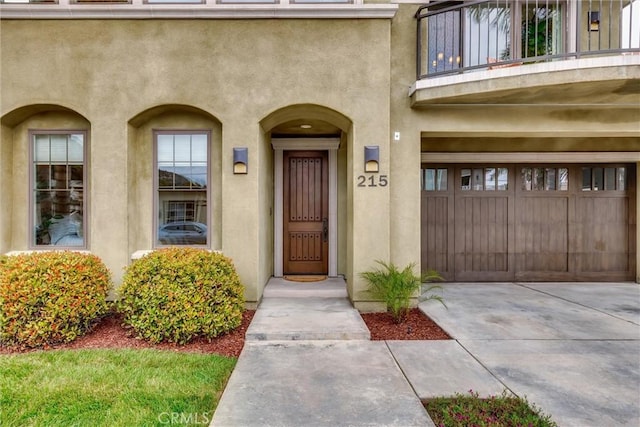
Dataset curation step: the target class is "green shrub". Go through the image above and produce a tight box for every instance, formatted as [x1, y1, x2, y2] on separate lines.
[360, 260, 445, 324]
[0, 251, 112, 348]
[118, 248, 245, 344]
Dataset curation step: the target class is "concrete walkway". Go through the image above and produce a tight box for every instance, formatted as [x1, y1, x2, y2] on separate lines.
[211, 280, 640, 427]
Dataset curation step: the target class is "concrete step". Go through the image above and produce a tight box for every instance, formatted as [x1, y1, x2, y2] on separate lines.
[262, 277, 349, 298]
[246, 278, 371, 341]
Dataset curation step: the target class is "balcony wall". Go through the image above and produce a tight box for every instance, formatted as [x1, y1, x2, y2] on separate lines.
[413, 0, 640, 105]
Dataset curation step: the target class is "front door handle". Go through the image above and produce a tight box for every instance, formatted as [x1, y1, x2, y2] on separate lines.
[322, 218, 328, 242]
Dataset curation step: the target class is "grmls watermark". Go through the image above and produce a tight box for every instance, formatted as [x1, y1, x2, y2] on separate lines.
[157, 412, 212, 425]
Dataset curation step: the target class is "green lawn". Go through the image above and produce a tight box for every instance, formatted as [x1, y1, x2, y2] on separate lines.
[0, 349, 236, 427]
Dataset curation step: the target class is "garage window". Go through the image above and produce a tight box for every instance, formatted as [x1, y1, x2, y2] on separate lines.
[521, 167, 568, 191]
[422, 168, 448, 191]
[582, 167, 626, 191]
[461, 167, 508, 191]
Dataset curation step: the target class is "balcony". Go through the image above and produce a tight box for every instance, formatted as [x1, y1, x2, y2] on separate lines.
[412, 0, 640, 106]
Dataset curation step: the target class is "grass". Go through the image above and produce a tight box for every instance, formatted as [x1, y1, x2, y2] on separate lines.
[0, 348, 236, 427]
[424, 390, 558, 427]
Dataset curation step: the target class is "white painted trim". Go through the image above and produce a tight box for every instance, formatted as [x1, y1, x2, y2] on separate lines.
[421, 152, 640, 164]
[328, 148, 337, 277]
[0, 4, 398, 19]
[272, 138, 340, 151]
[273, 149, 284, 277]
[272, 138, 340, 277]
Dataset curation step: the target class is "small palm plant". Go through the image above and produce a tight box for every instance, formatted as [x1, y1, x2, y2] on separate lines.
[360, 260, 446, 324]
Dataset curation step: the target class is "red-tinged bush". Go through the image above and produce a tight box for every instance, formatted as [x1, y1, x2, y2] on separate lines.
[0, 251, 112, 348]
[117, 248, 245, 345]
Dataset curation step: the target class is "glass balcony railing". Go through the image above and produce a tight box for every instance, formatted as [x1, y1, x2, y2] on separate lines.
[416, 0, 640, 79]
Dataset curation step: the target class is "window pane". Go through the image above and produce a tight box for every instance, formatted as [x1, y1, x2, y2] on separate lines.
[35, 165, 51, 189]
[428, 10, 461, 74]
[559, 168, 569, 191]
[50, 135, 67, 162]
[464, 4, 511, 68]
[68, 134, 84, 162]
[174, 135, 191, 162]
[533, 168, 544, 191]
[219, 0, 276, 3]
[436, 169, 448, 191]
[497, 168, 508, 190]
[35, 135, 50, 162]
[522, 4, 563, 58]
[174, 166, 192, 188]
[545, 168, 556, 191]
[157, 135, 174, 163]
[582, 168, 592, 191]
[618, 168, 626, 191]
[158, 194, 208, 246]
[473, 168, 483, 190]
[485, 168, 496, 191]
[521, 168, 532, 191]
[159, 165, 176, 188]
[147, 0, 202, 3]
[604, 168, 616, 191]
[424, 169, 436, 191]
[192, 134, 207, 162]
[461, 169, 471, 190]
[190, 164, 207, 189]
[293, 0, 350, 3]
[593, 167, 604, 191]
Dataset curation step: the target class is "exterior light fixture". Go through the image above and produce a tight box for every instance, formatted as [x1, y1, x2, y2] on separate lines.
[364, 146, 379, 173]
[589, 11, 600, 32]
[233, 147, 248, 174]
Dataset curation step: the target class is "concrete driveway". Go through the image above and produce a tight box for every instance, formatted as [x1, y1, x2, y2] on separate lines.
[418, 283, 640, 427]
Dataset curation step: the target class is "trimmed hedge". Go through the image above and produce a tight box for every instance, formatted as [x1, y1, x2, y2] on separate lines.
[118, 248, 245, 344]
[0, 251, 112, 348]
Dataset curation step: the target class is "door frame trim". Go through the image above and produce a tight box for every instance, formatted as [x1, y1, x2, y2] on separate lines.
[272, 138, 340, 277]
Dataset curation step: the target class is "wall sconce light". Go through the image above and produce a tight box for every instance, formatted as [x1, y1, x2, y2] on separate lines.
[233, 147, 248, 174]
[364, 146, 379, 173]
[589, 11, 600, 32]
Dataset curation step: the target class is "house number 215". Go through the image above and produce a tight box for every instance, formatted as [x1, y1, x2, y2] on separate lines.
[357, 175, 388, 187]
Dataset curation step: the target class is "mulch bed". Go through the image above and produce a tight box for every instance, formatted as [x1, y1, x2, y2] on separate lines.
[1, 306, 450, 357]
[0, 310, 255, 358]
[360, 308, 451, 340]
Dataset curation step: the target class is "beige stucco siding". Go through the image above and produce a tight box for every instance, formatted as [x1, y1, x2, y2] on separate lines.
[1, 18, 393, 302]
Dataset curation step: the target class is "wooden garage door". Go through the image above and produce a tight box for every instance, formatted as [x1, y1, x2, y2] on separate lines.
[421, 164, 636, 281]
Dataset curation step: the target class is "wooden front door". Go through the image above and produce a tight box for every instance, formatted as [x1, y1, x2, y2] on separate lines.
[283, 150, 329, 275]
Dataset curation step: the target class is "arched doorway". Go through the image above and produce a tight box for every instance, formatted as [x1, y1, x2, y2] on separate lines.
[261, 104, 352, 278]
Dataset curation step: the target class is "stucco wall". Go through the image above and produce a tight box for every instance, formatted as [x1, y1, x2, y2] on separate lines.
[0, 18, 393, 303]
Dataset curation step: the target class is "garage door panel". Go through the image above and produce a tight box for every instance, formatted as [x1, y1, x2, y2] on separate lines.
[516, 197, 569, 273]
[455, 196, 510, 279]
[421, 194, 452, 278]
[576, 197, 630, 273]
